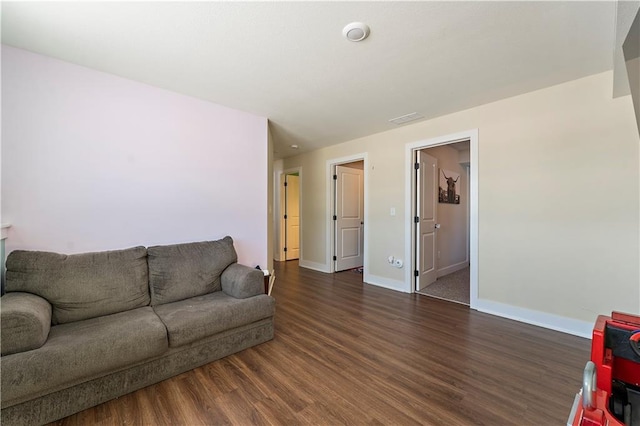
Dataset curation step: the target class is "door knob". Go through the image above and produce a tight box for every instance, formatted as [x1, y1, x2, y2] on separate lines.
[435, 224, 441, 229]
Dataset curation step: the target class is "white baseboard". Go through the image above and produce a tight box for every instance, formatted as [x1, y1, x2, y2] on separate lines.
[298, 260, 330, 273]
[437, 261, 469, 278]
[293, 262, 593, 338]
[475, 299, 593, 339]
[364, 273, 410, 293]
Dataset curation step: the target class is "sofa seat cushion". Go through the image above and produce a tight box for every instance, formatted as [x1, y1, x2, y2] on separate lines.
[1, 307, 168, 405]
[153, 292, 275, 347]
[148, 237, 238, 306]
[5, 247, 150, 324]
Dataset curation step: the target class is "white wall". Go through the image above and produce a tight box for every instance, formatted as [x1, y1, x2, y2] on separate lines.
[1, 46, 269, 268]
[266, 125, 275, 271]
[626, 56, 640, 136]
[283, 71, 640, 334]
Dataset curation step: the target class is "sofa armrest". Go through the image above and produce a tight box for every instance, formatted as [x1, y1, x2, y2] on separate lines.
[1, 292, 52, 356]
[221, 263, 264, 299]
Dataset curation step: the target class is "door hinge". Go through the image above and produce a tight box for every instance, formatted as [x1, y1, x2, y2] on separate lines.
[414, 162, 420, 170]
[414, 216, 419, 223]
[333, 215, 337, 220]
[333, 174, 337, 180]
[284, 214, 288, 219]
[284, 181, 288, 187]
[284, 247, 287, 252]
[333, 255, 337, 261]
[414, 270, 419, 277]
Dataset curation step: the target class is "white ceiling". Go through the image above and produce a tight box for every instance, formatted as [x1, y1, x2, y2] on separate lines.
[1, 1, 618, 159]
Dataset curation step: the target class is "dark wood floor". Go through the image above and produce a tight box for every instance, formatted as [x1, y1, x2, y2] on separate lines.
[52, 260, 590, 425]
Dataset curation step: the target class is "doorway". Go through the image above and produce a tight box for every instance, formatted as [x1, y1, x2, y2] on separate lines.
[414, 142, 470, 305]
[280, 170, 301, 261]
[327, 154, 367, 275]
[405, 129, 478, 308]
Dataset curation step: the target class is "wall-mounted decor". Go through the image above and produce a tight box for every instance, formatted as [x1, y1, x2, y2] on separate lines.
[439, 169, 460, 204]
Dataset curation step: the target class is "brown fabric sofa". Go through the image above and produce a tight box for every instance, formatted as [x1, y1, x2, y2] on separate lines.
[0, 236, 275, 425]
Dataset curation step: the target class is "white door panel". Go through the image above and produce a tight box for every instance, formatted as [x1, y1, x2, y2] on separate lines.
[284, 174, 300, 260]
[341, 228, 361, 257]
[335, 165, 364, 271]
[416, 151, 438, 291]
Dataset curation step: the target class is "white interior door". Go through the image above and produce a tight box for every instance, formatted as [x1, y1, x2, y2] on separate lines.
[285, 174, 300, 260]
[415, 150, 438, 291]
[335, 164, 364, 271]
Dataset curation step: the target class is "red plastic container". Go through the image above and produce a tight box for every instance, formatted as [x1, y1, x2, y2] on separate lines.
[568, 312, 640, 426]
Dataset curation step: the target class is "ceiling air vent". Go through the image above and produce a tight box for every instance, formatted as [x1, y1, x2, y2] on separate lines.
[389, 112, 424, 125]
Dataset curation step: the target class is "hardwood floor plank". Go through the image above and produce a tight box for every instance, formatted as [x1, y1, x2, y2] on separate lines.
[48, 260, 590, 425]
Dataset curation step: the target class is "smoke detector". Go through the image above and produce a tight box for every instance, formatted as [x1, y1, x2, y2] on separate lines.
[343, 22, 370, 42]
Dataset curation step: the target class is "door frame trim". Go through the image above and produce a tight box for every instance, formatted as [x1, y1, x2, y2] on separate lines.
[404, 129, 478, 308]
[326, 153, 368, 274]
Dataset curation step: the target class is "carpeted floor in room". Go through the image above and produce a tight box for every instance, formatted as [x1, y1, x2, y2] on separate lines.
[417, 266, 470, 305]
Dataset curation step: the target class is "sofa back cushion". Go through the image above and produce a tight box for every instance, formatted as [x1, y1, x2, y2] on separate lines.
[147, 237, 237, 306]
[5, 247, 150, 325]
